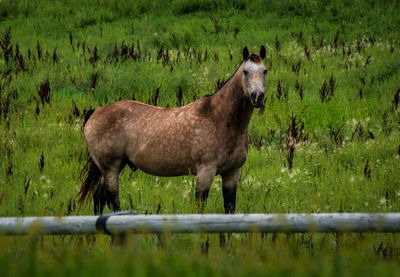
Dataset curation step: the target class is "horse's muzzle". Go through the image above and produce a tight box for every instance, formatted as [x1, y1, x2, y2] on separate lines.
[250, 92, 265, 108]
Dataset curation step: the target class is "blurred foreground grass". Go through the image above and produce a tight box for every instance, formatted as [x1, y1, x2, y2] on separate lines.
[2, 232, 400, 277]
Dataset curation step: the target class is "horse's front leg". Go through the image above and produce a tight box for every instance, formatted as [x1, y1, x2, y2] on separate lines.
[221, 168, 240, 214]
[195, 164, 217, 212]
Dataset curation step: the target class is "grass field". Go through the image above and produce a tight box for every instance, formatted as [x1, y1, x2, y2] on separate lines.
[1, 0, 400, 275]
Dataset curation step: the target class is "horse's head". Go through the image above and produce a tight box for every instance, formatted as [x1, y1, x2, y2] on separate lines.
[241, 46, 267, 108]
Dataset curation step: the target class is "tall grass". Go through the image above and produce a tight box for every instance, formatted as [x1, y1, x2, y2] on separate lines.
[0, 0, 400, 275]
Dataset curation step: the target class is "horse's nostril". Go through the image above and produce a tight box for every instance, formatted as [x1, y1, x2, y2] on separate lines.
[250, 92, 265, 106]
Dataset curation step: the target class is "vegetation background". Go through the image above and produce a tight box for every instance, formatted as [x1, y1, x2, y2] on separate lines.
[0, 0, 400, 276]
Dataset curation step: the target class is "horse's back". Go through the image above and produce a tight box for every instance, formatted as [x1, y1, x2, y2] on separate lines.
[84, 100, 166, 134]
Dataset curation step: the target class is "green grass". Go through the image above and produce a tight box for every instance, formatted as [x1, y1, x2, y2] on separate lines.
[1, 0, 400, 276]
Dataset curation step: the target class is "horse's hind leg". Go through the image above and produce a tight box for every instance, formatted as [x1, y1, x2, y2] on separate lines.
[93, 168, 121, 215]
[93, 178, 107, 215]
[221, 169, 240, 214]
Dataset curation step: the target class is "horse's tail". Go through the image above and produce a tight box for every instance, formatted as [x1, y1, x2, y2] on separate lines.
[78, 108, 99, 205]
[78, 157, 102, 205]
[84, 109, 95, 126]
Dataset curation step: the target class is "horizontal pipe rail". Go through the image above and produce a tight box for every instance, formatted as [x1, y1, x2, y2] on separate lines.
[1, 213, 400, 235]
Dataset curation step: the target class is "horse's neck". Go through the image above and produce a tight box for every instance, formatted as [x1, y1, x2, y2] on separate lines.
[211, 72, 254, 134]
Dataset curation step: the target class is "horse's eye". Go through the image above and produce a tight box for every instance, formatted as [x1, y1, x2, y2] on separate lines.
[243, 70, 249, 76]
[263, 69, 267, 75]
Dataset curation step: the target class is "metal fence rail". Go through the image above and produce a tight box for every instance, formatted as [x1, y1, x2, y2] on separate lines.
[1, 213, 400, 235]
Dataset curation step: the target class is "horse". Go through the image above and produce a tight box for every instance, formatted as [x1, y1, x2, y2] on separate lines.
[78, 46, 267, 215]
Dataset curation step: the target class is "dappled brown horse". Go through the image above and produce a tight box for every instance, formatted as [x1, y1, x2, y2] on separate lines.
[78, 46, 267, 215]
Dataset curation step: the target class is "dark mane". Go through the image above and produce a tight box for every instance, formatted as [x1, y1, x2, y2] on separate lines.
[203, 62, 243, 98]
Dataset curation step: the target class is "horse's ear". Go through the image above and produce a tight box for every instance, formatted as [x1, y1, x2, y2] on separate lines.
[242, 46, 249, 60]
[260, 45, 266, 60]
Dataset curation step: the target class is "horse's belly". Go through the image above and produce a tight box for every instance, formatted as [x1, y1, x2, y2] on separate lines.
[139, 165, 194, 177]
[131, 147, 196, 177]
[136, 161, 196, 177]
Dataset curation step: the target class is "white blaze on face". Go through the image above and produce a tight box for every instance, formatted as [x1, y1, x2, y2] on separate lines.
[242, 61, 267, 98]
